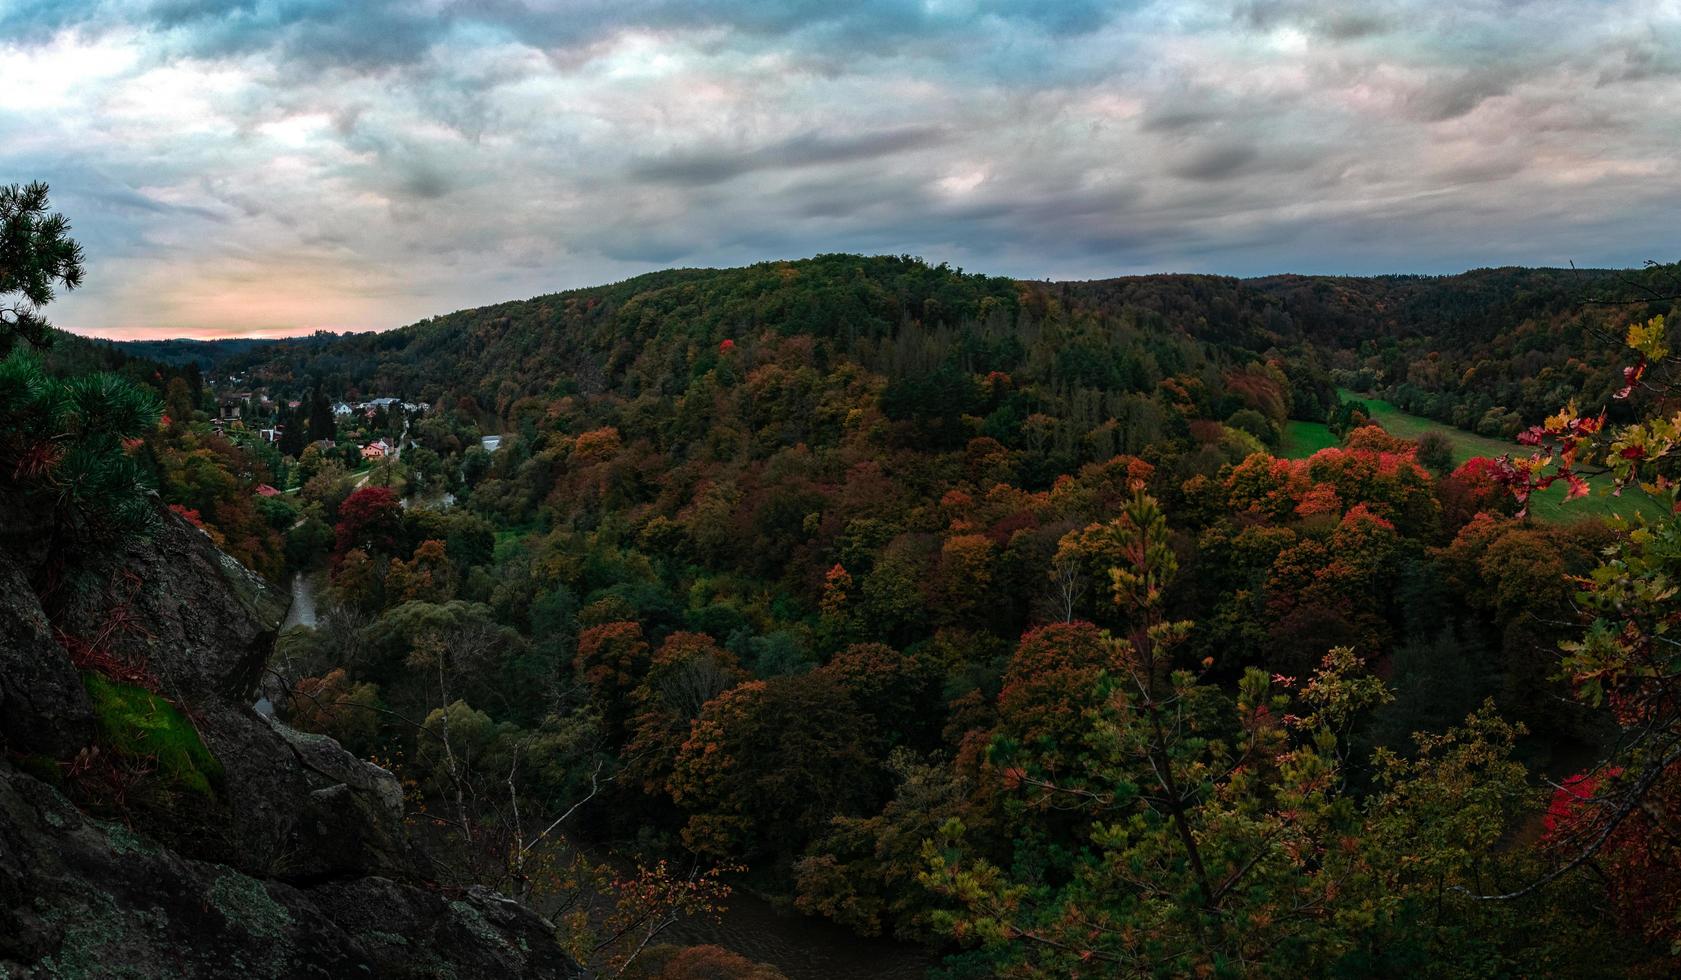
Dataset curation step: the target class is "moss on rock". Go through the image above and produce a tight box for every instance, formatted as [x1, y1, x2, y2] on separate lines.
[81, 672, 221, 799]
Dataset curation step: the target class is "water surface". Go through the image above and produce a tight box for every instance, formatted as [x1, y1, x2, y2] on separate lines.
[662, 887, 933, 980]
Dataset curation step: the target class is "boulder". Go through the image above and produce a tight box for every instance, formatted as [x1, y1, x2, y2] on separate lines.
[54, 508, 288, 704]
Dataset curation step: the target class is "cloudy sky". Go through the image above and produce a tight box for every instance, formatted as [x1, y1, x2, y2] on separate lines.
[3, 1, 1678, 338]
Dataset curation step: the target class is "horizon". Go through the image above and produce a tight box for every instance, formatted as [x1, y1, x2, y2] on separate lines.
[6, 1, 1678, 339]
[60, 254, 1636, 343]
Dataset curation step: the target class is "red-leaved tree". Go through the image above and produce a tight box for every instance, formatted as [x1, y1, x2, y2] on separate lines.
[333, 485, 403, 558]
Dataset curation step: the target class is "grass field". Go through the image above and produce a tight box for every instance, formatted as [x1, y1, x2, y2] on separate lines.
[1280, 420, 1339, 459]
[1275, 391, 1668, 524]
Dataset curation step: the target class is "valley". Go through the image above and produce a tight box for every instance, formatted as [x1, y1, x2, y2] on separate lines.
[6, 2, 1679, 973]
[9, 248, 1681, 978]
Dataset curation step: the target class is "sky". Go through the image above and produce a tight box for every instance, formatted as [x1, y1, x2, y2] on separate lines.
[3, 1, 1679, 339]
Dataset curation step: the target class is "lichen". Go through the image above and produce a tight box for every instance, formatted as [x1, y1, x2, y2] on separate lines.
[449, 899, 514, 955]
[104, 822, 153, 856]
[35, 890, 152, 980]
[207, 872, 292, 941]
[278, 726, 337, 750]
[214, 548, 287, 630]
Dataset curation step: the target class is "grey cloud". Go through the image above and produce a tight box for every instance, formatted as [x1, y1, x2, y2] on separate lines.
[944, 186, 1148, 229]
[1141, 106, 1225, 133]
[1318, 13, 1388, 41]
[1406, 67, 1519, 121]
[1594, 35, 1681, 86]
[78, 182, 226, 222]
[1431, 157, 1528, 186]
[594, 227, 705, 265]
[5, 0, 439, 68]
[327, 125, 476, 206]
[18, 157, 225, 228]
[1233, 0, 1394, 40]
[5, 0, 1680, 335]
[631, 126, 952, 186]
[3, 0, 1121, 75]
[692, 163, 1155, 266]
[396, 165, 454, 201]
[1170, 143, 1260, 181]
[977, 0, 1119, 36]
[0, 0, 102, 43]
[791, 174, 931, 221]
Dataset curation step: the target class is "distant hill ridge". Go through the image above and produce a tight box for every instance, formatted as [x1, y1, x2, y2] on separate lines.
[90, 254, 1663, 430]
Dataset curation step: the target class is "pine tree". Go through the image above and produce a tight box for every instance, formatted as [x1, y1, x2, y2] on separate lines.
[0, 182, 160, 592]
[308, 383, 336, 445]
[1, 181, 84, 355]
[279, 401, 306, 457]
[0, 351, 161, 588]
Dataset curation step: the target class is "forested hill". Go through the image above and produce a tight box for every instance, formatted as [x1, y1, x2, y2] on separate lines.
[1040, 264, 1666, 431]
[220, 256, 1010, 401]
[102, 335, 313, 369]
[208, 254, 1672, 447]
[1246, 266, 1632, 345]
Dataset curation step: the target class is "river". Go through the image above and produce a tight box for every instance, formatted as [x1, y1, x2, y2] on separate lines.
[660, 887, 934, 979]
[258, 573, 319, 717]
[281, 571, 317, 629]
[523, 835, 937, 980]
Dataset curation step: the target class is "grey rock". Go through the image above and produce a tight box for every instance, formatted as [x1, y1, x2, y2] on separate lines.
[33, 510, 405, 882]
[0, 504, 588, 978]
[0, 552, 93, 758]
[0, 760, 586, 979]
[54, 508, 288, 704]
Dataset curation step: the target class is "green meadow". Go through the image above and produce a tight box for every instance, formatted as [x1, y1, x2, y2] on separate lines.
[1279, 420, 1339, 459]
[1276, 392, 1666, 524]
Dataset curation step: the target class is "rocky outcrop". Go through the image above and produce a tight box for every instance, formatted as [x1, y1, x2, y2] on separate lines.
[0, 557, 92, 758]
[37, 511, 410, 882]
[0, 760, 580, 979]
[0, 508, 587, 978]
[52, 506, 288, 705]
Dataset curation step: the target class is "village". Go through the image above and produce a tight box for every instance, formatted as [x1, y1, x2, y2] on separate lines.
[212, 388, 424, 453]
[200, 376, 502, 506]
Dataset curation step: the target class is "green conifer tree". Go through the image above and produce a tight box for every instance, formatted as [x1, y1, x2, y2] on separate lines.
[0, 183, 161, 592]
[1, 181, 84, 355]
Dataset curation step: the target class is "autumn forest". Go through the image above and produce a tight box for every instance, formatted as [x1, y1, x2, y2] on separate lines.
[8, 189, 1681, 980]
